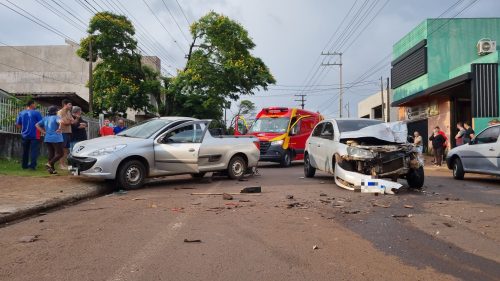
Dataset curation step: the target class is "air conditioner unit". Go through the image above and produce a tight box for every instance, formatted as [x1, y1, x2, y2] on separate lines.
[477, 38, 496, 56]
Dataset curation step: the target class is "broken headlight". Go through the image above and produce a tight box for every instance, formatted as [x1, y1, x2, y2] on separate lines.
[346, 147, 375, 159]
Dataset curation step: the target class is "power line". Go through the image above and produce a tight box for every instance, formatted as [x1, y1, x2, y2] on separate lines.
[174, 0, 192, 26]
[141, 0, 187, 54]
[160, 0, 191, 43]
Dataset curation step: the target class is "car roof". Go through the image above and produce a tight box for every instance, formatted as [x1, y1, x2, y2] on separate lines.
[156, 117, 198, 121]
[320, 118, 383, 122]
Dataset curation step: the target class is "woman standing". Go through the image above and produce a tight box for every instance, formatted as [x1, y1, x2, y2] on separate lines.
[429, 127, 446, 167]
[36, 106, 63, 174]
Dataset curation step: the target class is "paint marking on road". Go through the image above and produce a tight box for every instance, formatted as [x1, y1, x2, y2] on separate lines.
[107, 181, 221, 281]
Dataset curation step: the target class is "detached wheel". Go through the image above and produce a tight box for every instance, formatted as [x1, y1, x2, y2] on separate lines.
[190, 172, 206, 179]
[304, 153, 316, 178]
[406, 166, 424, 189]
[228, 155, 247, 180]
[280, 150, 292, 167]
[117, 160, 146, 190]
[452, 158, 465, 180]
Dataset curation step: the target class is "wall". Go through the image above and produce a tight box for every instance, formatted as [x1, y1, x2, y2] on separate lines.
[357, 90, 396, 121]
[0, 132, 48, 159]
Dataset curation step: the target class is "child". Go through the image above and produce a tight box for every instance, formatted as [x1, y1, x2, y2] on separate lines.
[36, 106, 64, 174]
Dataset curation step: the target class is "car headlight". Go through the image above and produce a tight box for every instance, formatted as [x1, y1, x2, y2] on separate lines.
[271, 139, 284, 146]
[88, 144, 127, 156]
[346, 146, 375, 159]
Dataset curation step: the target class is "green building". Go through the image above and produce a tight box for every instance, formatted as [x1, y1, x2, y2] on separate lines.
[391, 18, 500, 148]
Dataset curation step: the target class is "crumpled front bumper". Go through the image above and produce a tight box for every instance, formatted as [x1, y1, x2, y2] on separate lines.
[67, 154, 116, 179]
[334, 163, 403, 195]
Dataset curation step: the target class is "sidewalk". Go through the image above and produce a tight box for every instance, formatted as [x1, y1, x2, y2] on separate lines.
[0, 175, 112, 224]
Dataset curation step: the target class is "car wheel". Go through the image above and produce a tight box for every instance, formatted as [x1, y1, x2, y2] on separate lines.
[406, 166, 424, 189]
[280, 150, 292, 167]
[304, 153, 316, 178]
[452, 158, 465, 180]
[190, 172, 206, 179]
[228, 155, 247, 180]
[117, 160, 146, 190]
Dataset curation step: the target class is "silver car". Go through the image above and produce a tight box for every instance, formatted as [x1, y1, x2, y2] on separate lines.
[446, 124, 500, 179]
[68, 117, 260, 189]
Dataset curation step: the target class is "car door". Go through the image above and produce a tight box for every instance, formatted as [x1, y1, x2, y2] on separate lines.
[461, 126, 499, 173]
[154, 121, 205, 174]
[318, 122, 335, 172]
[288, 116, 316, 159]
[307, 122, 324, 169]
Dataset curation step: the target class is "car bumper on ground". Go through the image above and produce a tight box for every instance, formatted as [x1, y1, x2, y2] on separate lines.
[67, 154, 118, 179]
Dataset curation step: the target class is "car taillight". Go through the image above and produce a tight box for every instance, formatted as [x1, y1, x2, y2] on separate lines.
[253, 140, 260, 150]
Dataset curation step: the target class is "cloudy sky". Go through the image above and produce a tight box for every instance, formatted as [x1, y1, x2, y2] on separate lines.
[1, 0, 499, 119]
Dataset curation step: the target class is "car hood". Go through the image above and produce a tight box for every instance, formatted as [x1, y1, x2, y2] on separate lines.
[72, 136, 149, 155]
[340, 121, 408, 144]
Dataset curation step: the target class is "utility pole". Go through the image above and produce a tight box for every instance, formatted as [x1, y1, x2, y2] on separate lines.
[321, 52, 343, 118]
[294, 94, 306, 109]
[380, 76, 385, 122]
[346, 101, 350, 118]
[386, 77, 390, 122]
[88, 37, 93, 115]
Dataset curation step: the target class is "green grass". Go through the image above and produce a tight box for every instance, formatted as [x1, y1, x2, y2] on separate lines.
[0, 157, 69, 177]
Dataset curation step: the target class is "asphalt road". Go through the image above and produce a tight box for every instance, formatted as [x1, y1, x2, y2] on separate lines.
[1, 163, 499, 281]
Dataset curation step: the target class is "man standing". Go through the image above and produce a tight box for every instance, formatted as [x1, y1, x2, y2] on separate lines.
[113, 118, 127, 134]
[455, 122, 466, 146]
[70, 106, 88, 151]
[463, 122, 475, 144]
[57, 99, 75, 169]
[16, 100, 43, 170]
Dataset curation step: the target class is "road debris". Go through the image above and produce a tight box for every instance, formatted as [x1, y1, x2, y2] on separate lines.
[319, 199, 331, 204]
[171, 207, 185, 212]
[132, 198, 146, 201]
[287, 202, 306, 209]
[180, 187, 197, 190]
[445, 197, 460, 201]
[404, 205, 414, 209]
[342, 209, 360, 214]
[286, 194, 294, 200]
[391, 214, 413, 218]
[225, 203, 239, 206]
[372, 202, 390, 208]
[320, 181, 325, 184]
[239, 199, 251, 202]
[320, 193, 327, 197]
[191, 202, 201, 205]
[313, 245, 319, 250]
[240, 186, 261, 193]
[299, 176, 305, 179]
[19, 235, 39, 243]
[112, 190, 128, 196]
[222, 193, 233, 200]
[38, 219, 44, 223]
[150, 204, 158, 208]
[443, 222, 453, 227]
[238, 178, 248, 182]
[184, 239, 202, 243]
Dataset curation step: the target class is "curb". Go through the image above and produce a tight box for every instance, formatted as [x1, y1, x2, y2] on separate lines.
[0, 183, 113, 225]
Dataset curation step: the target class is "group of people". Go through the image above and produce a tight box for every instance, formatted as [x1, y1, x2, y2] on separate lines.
[412, 122, 476, 167]
[16, 99, 88, 174]
[99, 118, 127, 136]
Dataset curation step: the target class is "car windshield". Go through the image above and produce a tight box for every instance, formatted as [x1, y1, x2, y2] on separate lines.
[336, 119, 383, 133]
[249, 117, 290, 133]
[117, 119, 171, 139]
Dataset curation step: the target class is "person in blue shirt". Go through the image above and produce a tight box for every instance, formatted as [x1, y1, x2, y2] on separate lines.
[15, 100, 43, 170]
[35, 106, 63, 174]
[113, 118, 127, 134]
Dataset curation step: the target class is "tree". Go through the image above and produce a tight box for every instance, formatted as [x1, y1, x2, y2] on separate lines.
[229, 100, 255, 127]
[77, 12, 150, 117]
[169, 12, 275, 120]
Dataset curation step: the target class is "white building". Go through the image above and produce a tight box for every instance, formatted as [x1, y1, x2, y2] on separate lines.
[0, 40, 161, 121]
[357, 90, 398, 121]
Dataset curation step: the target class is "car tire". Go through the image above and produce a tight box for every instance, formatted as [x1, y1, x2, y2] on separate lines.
[190, 172, 206, 179]
[280, 150, 292, 168]
[228, 155, 247, 180]
[406, 166, 424, 189]
[304, 153, 316, 178]
[117, 160, 146, 190]
[452, 158, 465, 180]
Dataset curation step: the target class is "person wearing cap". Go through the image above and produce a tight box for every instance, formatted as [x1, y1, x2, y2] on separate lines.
[15, 99, 43, 170]
[36, 106, 63, 174]
[70, 106, 88, 151]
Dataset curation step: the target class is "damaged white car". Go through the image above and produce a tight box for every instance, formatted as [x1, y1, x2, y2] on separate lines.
[304, 119, 424, 194]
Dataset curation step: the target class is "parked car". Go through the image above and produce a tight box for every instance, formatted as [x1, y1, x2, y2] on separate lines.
[235, 107, 323, 167]
[68, 117, 260, 189]
[304, 118, 424, 192]
[446, 124, 500, 179]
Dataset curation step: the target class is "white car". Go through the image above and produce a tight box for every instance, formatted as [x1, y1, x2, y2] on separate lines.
[446, 124, 500, 179]
[304, 119, 424, 192]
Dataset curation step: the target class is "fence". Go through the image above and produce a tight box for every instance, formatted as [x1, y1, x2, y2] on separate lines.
[0, 96, 133, 139]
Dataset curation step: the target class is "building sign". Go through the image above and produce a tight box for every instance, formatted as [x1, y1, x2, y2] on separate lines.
[406, 102, 439, 120]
